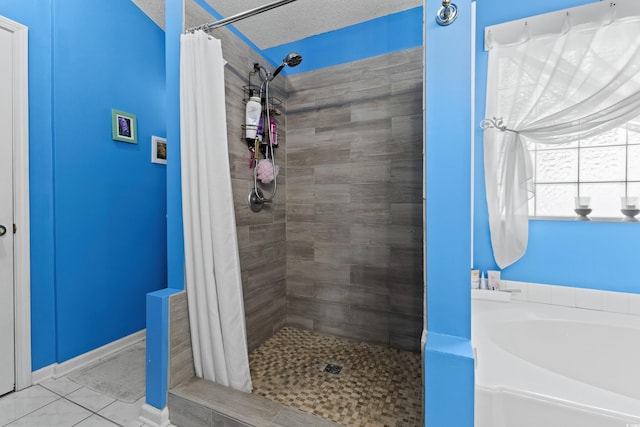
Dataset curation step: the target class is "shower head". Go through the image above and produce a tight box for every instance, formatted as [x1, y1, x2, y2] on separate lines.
[270, 52, 303, 80]
[283, 52, 302, 67]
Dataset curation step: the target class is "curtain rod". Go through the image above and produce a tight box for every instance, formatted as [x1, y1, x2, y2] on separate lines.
[484, 0, 640, 51]
[187, 0, 298, 33]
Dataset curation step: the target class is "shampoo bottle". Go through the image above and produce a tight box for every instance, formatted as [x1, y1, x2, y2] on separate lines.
[245, 96, 261, 142]
[479, 272, 488, 290]
[269, 119, 277, 146]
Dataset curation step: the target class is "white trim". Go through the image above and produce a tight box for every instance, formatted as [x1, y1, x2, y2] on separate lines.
[470, 1, 476, 269]
[30, 364, 55, 386]
[139, 404, 173, 427]
[31, 329, 146, 383]
[484, 0, 640, 51]
[0, 14, 31, 392]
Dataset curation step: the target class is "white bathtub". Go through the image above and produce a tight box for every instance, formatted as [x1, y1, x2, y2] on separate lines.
[473, 298, 640, 427]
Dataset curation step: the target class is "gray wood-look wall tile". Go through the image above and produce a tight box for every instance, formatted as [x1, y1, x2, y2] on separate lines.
[314, 321, 390, 348]
[348, 204, 392, 225]
[350, 223, 422, 248]
[286, 222, 351, 244]
[284, 128, 315, 147]
[248, 223, 286, 247]
[314, 203, 352, 224]
[287, 297, 350, 323]
[392, 113, 423, 140]
[169, 292, 195, 389]
[286, 47, 424, 351]
[390, 334, 423, 353]
[349, 183, 393, 204]
[391, 203, 423, 226]
[288, 183, 351, 204]
[245, 262, 286, 293]
[285, 279, 315, 298]
[287, 260, 350, 285]
[287, 148, 351, 168]
[351, 137, 420, 163]
[285, 203, 315, 222]
[285, 167, 315, 185]
[390, 292, 423, 314]
[168, 393, 214, 427]
[287, 105, 352, 130]
[284, 314, 315, 331]
[286, 240, 314, 261]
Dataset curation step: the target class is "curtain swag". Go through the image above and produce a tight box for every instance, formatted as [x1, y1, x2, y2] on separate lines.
[483, 16, 640, 268]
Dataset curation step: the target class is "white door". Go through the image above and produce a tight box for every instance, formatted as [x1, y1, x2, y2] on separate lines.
[0, 26, 16, 396]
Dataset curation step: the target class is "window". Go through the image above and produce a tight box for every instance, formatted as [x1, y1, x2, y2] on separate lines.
[529, 119, 640, 217]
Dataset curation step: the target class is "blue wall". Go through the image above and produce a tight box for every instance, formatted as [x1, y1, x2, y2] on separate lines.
[191, 1, 423, 75]
[0, 0, 167, 369]
[263, 7, 423, 75]
[0, 0, 56, 370]
[166, 0, 184, 291]
[144, 0, 182, 412]
[472, 0, 640, 293]
[52, 0, 167, 362]
[424, 0, 475, 425]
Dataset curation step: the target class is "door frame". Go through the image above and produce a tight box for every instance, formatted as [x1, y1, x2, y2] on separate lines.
[1, 15, 31, 391]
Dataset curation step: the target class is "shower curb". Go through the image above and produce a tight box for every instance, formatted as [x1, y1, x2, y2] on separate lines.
[168, 377, 341, 427]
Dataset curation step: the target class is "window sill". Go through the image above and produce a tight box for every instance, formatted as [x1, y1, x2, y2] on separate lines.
[530, 216, 640, 223]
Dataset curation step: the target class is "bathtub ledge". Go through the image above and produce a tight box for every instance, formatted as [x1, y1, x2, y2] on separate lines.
[472, 289, 511, 302]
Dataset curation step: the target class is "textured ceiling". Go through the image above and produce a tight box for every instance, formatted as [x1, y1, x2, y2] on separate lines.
[132, 0, 422, 49]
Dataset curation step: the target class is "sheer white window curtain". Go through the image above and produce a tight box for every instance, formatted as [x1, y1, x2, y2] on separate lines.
[483, 16, 640, 268]
[180, 31, 252, 392]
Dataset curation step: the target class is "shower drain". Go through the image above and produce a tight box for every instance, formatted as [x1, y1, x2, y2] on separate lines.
[323, 363, 343, 375]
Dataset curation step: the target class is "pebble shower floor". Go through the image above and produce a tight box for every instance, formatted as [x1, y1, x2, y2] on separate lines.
[248, 327, 423, 427]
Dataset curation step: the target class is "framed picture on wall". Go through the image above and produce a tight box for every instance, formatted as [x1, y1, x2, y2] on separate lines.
[151, 136, 167, 164]
[111, 109, 137, 144]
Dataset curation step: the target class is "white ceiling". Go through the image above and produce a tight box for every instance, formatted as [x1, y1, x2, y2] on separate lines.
[132, 0, 423, 50]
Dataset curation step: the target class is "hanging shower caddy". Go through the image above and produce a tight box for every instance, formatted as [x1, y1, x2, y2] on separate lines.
[242, 53, 301, 213]
[241, 84, 282, 153]
[242, 64, 283, 212]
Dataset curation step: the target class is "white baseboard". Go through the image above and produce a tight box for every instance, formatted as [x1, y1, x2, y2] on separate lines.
[31, 364, 56, 385]
[31, 329, 146, 384]
[139, 404, 173, 427]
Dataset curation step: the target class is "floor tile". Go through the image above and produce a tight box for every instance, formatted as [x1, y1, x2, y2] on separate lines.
[0, 342, 147, 427]
[249, 327, 423, 427]
[5, 398, 91, 427]
[41, 376, 83, 397]
[98, 396, 146, 427]
[66, 387, 116, 413]
[0, 385, 60, 425]
[74, 414, 120, 427]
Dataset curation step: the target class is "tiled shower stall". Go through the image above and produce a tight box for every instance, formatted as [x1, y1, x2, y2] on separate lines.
[168, 4, 424, 420]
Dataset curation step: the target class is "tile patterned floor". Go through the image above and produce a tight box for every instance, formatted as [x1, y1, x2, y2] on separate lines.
[249, 327, 423, 427]
[0, 372, 145, 427]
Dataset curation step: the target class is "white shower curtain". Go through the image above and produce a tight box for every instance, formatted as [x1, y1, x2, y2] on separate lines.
[180, 31, 252, 392]
[484, 16, 640, 268]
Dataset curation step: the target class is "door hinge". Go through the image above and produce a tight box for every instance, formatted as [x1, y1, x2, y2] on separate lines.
[13, 224, 17, 234]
